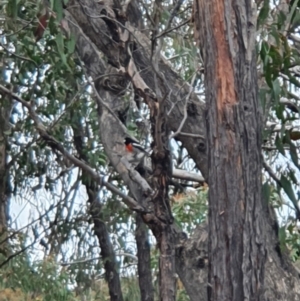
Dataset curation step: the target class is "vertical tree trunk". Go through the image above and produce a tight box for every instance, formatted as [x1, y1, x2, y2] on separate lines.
[149, 94, 175, 301]
[0, 98, 11, 255]
[135, 215, 154, 301]
[74, 130, 124, 301]
[193, 1, 266, 300]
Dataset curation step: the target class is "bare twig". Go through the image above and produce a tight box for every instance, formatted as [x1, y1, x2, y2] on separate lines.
[74, 52, 123, 124]
[173, 168, 205, 183]
[169, 73, 197, 139]
[0, 203, 58, 246]
[262, 159, 281, 187]
[155, 18, 190, 39]
[279, 98, 299, 113]
[0, 218, 67, 269]
[266, 121, 300, 132]
[0, 40, 42, 101]
[60, 252, 138, 266]
[177, 132, 204, 139]
[0, 18, 35, 38]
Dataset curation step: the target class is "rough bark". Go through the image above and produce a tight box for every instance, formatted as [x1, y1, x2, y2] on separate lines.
[194, 1, 265, 300]
[135, 215, 154, 301]
[149, 86, 175, 301]
[175, 223, 208, 301]
[176, 212, 300, 301]
[74, 131, 124, 301]
[0, 98, 11, 255]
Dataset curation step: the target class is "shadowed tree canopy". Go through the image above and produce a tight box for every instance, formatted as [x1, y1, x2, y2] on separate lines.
[1, 0, 300, 300]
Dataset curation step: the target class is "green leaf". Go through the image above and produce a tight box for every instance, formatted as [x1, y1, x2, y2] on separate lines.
[278, 226, 287, 252]
[53, 0, 63, 22]
[7, 0, 18, 19]
[272, 78, 281, 103]
[277, 10, 287, 30]
[275, 134, 285, 156]
[269, 45, 282, 77]
[287, 223, 295, 234]
[286, 0, 299, 30]
[280, 174, 298, 207]
[67, 35, 76, 54]
[291, 9, 300, 28]
[275, 103, 284, 120]
[289, 142, 300, 169]
[283, 129, 291, 144]
[289, 168, 298, 185]
[270, 25, 280, 45]
[262, 182, 271, 205]
[257, 0, 270, 28]
[55, 32, 64, 56]
[127, 121, 137, 133]
[259, 88, 269, 114]
[265, 63, 273, 87]
[55, 32, 71, 70]
[260, 41, 269, 62]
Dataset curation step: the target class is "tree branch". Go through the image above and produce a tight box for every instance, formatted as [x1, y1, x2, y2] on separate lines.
[0, 84, 144, 213]
[169, 73, 197, 140]
[172, 168, 205, 183]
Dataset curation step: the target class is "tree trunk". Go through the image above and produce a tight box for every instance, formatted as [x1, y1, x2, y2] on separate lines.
[135, 214, 154, 301]
[175, 216, 300, 301]
[150, 95, 175, 301]
[193, 1, 266, 300]
[0, 98, 11, 256]
[74, 129, 124, 301]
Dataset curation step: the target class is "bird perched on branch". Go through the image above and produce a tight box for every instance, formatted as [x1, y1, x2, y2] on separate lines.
[124, 137, 148, 153]
[123, 137, 150, 169]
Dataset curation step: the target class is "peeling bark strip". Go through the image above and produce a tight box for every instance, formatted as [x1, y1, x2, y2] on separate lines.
[194, 1, 266, 301]
[212, 0, 237, 116]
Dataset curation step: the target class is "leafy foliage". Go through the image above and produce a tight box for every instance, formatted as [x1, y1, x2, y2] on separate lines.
[0, 0, 300, 299]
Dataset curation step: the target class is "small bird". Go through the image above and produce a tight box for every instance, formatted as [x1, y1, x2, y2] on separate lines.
[124, 137, 150, 169]
[124, 137, 148, 154]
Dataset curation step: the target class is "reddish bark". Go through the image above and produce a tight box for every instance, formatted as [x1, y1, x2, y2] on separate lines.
[193, 0, 266, 300]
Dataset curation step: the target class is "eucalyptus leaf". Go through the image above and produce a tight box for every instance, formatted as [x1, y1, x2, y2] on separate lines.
[257, 0, 270, 28]
[53, 0, 63, 22]
[280, 174, 298, 208]
[275, 134, 285, 156]
[262, 182, 271, 205]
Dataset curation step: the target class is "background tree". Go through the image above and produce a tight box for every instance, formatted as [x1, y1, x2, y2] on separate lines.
[0, 0, 300, 300]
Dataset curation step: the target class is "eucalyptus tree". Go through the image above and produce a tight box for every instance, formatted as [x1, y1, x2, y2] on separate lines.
[1, 0, 300, 300]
